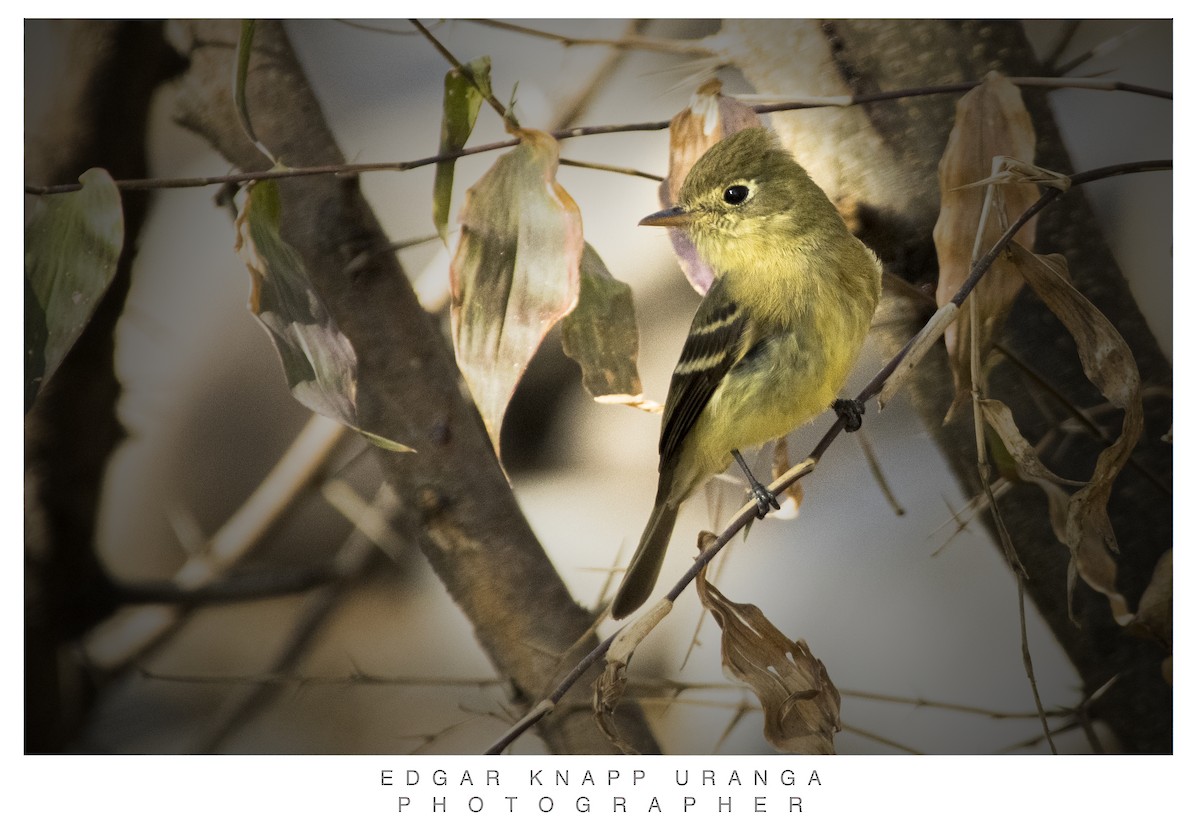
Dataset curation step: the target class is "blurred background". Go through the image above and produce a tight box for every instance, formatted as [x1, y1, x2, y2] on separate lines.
[24, 19, 1171, 754]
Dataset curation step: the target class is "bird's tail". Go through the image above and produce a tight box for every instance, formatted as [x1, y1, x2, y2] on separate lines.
[611, 501, 679, 620]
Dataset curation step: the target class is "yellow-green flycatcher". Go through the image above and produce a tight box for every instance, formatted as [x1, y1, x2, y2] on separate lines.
[612, 127, 882, 620]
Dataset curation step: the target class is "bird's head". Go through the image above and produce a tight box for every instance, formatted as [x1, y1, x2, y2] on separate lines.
[640, 127, 840, 272]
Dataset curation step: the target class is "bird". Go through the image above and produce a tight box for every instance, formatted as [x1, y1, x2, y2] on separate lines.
[611, 126, 882, 620]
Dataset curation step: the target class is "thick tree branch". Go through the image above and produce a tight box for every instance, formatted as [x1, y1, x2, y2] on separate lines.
[24, 20, 182, 753]
[168, 20, 656, 754]
[758, 19, 1170, 753]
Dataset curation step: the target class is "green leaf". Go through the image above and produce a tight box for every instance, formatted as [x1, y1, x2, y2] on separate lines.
[24, 276, 48, 412]
[433, 56, 490, 244]
[562, 243, 644, 404]
[235, 180, 412, 452]
[24, 167, 124, 410]
[449, 129, 583, 452]
[233, 20, 274, 163]
[235, 21, 257, 143]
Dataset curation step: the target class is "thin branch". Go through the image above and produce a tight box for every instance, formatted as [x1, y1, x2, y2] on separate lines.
[560, 157, 662, 182]
[963, 167, 1055, 752]
[1053, 23, 1149, 77]
[854, 429, 905, 516]
[196, 485, 401, 753]
[547, 19, 650, 130]
[25, 81, 1170, 195]
[838, 723, 923, 755]
[410, 18, 516, 130]
[482, 157, 1173, 755]
[1041, 21, 1082, 74]
[467, 18, 719, 57]
[333, 19, 428, 37]
[84, 414, 347, 671]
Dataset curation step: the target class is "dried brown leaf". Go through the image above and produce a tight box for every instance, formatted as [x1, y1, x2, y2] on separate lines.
[1132, 549, 1171, 657]
[595, 599, 672, 753]
[697, 570, 840, 754]
[450, 128, 584, 451]
[1009, 243, 1142, 625]
[954, 157, 1071, 192]
[593, 657, 639, 755]
[933, 72, 1040, 408]
[659, 79, 762, 294]
[980, 398, 1085, 488]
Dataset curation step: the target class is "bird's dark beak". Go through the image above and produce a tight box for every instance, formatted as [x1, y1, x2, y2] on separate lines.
[639, 205, 692, 228]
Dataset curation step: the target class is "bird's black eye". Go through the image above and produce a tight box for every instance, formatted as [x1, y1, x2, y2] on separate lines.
[723, 185, 750, 205]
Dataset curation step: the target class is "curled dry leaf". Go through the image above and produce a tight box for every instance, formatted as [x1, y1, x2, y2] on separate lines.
[696, 570, 840, 754]
[933, 71, 1039, 410]
[593, 656, 640, 755]
[235, 181, 411, 452]
[24, 167, 124, 410]
[1132, 549, 1171, 656]
[1009, 243, 1142, 625]
[1132, 549, 1172, 683]
[980, 398, 1085, 488]
[595, 599, 672, 753]
[659, 78, 762, 295]
[561, 242, 646, 406]
[953, 157, 1071, 192]
[450, 128, 583, 451]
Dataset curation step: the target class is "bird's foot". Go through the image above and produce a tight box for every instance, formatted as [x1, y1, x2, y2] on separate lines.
[749, 481, 780, 518]
[732, 448, 780, 519]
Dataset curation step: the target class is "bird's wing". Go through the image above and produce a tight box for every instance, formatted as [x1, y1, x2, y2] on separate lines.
[658, 278, 750, 470]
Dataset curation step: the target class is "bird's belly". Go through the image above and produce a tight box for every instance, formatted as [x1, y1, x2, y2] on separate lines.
[669, 342, 844, 502]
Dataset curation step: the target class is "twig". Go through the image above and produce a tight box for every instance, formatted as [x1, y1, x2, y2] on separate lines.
[547, 19, 651, 130]
[468, 18, 718, 57]
[1053, 23, 1149, 77]
[25, 80, 1170, 195]
[481, 157, 1173, 755]
[963, 169, 1055, 752]
[85, 414, 347, 671]
[854, 429, 905, 515]
[410, 19, 516, 130]
[1041, 21, 1082, 74]
[560, 157, 662, 182]
[837, 723, 922, 755]
[195, 484, 401, 753]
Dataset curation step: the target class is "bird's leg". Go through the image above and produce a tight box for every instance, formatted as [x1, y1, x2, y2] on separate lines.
[832, 398, 866, 432]
[732, 449, 779, 518]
